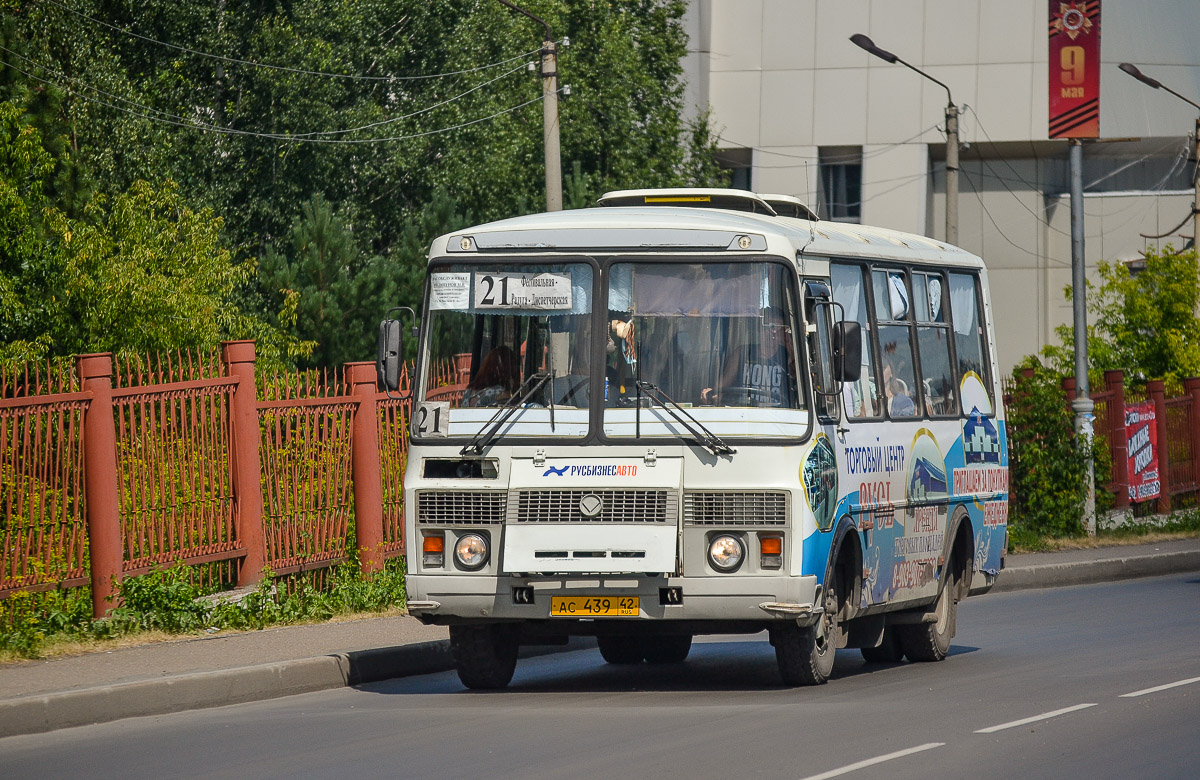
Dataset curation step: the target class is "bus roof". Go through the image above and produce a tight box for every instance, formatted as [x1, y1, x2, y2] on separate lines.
[432, 199, 983, 271]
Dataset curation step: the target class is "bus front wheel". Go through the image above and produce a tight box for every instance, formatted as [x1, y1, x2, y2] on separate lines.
[449, 624, 520, 689]
[772, 586, 840, 686]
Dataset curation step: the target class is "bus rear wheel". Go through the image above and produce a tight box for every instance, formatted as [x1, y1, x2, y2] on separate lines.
[597, 635, 645, 664]
[860, 627, 904, 663]
[896, 568, 958, 662]
[643, 635, 692, 664]
[449, 624, 520, 689]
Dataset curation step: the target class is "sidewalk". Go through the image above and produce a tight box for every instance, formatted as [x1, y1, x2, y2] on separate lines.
[3, 537, 1199, 738]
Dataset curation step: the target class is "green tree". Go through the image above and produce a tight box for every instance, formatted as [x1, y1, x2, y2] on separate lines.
[261, 187, 472, 368]
[1044, 246, 1200, 389]
[8, 1, 726, 248]
[6, 1, 728, 363]
[0, 100, 306, 367]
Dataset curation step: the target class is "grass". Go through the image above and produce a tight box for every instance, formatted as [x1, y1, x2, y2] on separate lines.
[1, 557, 408, 662]
[1007, 507, 1200, 553]
[0, 606, 409, 665]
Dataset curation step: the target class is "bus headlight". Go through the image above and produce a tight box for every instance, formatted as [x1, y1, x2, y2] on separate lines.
[708, 535, 745, 572]
[454, 533, 489, 570]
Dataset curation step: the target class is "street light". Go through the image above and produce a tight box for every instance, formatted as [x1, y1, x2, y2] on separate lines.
[850, 34, 960, 245]
[1118, 62, 1200, 252]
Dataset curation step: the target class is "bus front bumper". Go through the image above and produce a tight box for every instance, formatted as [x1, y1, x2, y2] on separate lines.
[406, 573, 820, 624]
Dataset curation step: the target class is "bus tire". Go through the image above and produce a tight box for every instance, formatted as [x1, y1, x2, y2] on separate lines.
[896, 568, 957, 662]
[597, 635, 644, 664]
[450, 624, 520, 689]
[643, 634, 692, 664]
[773, 579, 841, 686]
[860, 627, 904, 663]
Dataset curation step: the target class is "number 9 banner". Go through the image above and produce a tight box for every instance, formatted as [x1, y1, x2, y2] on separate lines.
[1049, 1, 1101, 138]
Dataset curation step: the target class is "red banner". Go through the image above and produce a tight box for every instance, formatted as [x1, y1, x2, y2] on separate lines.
[1125, 401, 1160, 502]
[1048, 1, 1101, 138]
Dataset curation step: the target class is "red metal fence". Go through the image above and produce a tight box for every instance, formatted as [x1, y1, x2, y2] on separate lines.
[0, 342, 433, 617]
[1008, 370, 1200, 514]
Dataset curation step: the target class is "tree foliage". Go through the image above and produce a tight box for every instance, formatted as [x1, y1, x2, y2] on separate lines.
[3, 1, 726, 368]
[0, 99, 306, 367]
[1044, 246, 1200, 389]
[1006, 359, 1090, 542]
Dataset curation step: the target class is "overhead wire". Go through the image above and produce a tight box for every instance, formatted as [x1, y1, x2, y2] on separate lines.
[710, 122, 943, 167]
[34, 0, 550, 82]
[0, 43, 532, 139]
[0, 53, 552, 144]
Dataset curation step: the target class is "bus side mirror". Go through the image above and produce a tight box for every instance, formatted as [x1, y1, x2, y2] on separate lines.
[833, 321, 861, 383]
[377, 319, 404, 391]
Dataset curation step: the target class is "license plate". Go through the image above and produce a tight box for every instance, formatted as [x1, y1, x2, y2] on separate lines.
[550, 596, 639, 617]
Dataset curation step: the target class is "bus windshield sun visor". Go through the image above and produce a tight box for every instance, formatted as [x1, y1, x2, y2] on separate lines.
[460, 372, 553, 456]
[634, 380, 736, 457]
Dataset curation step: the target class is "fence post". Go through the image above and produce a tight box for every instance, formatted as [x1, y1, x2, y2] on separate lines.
[1148, 379, 1171, 515]
[348, 361, 385, 575]
[1061, 375, 1076, 403]
[1186, 377, 1200, 493]
[1106, 370, 1129, 511]
[78, 353, 122, 618]
[222, 341, 265, 586]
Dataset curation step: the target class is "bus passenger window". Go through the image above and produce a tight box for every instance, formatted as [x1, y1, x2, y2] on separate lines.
[913, 272, 957, 416]
[831, 263, 882, 418]
[873, 269, 919, 419]
[949, 272, 993, 414]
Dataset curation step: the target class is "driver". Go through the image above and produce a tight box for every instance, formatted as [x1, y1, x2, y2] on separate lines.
[702, 309, 797, 406]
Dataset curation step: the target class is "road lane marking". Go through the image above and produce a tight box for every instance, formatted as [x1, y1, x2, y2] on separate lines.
[1120, 675, 1200, 698]
[798, 743, 945, 780]
[974, 703, 1097, 733]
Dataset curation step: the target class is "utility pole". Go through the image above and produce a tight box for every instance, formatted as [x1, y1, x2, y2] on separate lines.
[1069, 139, 1096, 535]
[850, 34, 959, 245]
[498, 1, 562, 211]
[945, 103, 959, 246]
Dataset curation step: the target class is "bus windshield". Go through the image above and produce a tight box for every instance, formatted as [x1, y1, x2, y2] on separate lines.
[418, 262, 594, 439]
[603, 261, 808, 440]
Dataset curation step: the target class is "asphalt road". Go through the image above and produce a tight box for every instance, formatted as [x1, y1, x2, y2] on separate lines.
[4, 573, 1199, 780]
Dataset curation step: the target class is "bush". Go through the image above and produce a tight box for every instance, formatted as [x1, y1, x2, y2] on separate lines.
[1007, 361, 1091, 538]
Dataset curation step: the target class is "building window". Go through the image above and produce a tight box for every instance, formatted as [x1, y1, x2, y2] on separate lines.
[819, 147, 862, 223]
[716, 148, 753, 191]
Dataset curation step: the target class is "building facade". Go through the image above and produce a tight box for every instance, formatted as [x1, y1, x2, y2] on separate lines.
[681, 0, 1200, 372]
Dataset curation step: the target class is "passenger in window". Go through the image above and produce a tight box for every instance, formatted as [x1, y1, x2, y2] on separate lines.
[462, 345, 520, 407]
[883, 360, 916, 417]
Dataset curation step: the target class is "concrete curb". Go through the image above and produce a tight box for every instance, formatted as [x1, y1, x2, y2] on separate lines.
[991, 549, 1200, 593]
[0, 638, 593, 739]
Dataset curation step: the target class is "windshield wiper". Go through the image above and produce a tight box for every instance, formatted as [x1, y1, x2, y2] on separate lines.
[634, 380, 736, 457]
[460, 372, 553, 456]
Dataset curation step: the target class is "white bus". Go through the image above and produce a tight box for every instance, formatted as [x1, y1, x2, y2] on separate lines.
[377, 188, 1008, 689]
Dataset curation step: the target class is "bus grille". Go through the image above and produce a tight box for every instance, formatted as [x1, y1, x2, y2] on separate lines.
[417, 491, 507, 524]
[683, 491, 789, 526]
[512, 490, 675, 523]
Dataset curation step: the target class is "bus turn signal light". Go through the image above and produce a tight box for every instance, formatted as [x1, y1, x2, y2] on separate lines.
[423, 534, 445, 567]
[760, 537, 782, 569]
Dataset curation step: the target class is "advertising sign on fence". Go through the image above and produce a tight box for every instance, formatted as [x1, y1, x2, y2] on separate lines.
[1125, 401, 1160, 502]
